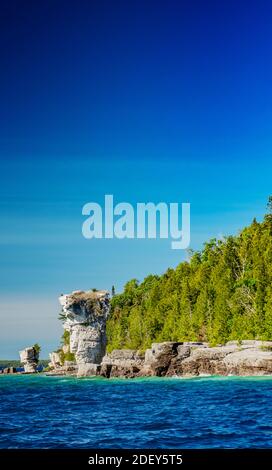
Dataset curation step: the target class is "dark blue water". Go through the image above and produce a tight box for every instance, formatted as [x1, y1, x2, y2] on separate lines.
[0, 375, 272, 448]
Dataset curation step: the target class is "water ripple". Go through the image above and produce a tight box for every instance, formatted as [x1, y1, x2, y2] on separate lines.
[0, 375, 272, 448]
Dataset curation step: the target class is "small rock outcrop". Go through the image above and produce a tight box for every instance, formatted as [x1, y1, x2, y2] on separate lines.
[19, 347, 39, 373]
[222, 347, 272, 375]
[47, 348, 78, 376]
[142, 342, 184, 376]
[101, 349, 144, 378]
[48, 351, 62, 370]
[59, 290, 110, 377]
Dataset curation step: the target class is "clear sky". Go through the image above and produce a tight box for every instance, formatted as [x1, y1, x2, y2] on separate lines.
[1, 0, 272, 358]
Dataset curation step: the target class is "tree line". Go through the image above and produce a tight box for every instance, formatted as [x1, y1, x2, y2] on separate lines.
[107, 198, 272, 351]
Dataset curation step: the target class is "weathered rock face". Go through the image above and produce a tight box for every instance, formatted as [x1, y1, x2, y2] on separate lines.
[59, 290, 110, 377]
[19, 347, 39, 373]
[165, 344, 193, 376]
[222, 348, 272, 375]
[141, 342, 184, 376]
[175, 345, 233, 376]
[99, 341, 272, 378]
[101, 349, 144, 378]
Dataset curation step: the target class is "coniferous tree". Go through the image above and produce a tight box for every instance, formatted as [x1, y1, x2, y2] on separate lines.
[106, 197, 272, 351]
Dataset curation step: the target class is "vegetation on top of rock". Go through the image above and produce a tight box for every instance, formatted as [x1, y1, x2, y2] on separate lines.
[33, 343, 41, 355]
[106, 198, 272, 352]
[67, 290, 106, 317]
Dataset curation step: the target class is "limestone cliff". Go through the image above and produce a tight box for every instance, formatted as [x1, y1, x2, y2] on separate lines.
[100, 341, 272, 378]
[59, 290, 110, 377]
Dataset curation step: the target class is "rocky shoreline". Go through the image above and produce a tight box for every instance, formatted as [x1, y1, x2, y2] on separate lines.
[46, 289, 272, 378]
[47, 340, 272, 378]
[4, 289, 272, 378]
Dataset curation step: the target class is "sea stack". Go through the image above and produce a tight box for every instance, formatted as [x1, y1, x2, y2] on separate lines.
[19, 347, 39, 373]
[59, 290, 110, 377]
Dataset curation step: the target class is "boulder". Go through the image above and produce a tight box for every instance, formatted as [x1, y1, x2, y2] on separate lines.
[100, 349, 144, 378]
[223, 349, 272, 375]
[172, 345, 238, 376]
[77, 363, 100, 377]
[166, 345, 191, 376]
[141, 342, 183, 376]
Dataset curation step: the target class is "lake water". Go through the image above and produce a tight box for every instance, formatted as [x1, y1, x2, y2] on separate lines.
[0, 375, 272, 448]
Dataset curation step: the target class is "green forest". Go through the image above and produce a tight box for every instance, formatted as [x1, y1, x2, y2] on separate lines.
[106, 198, 272, 351]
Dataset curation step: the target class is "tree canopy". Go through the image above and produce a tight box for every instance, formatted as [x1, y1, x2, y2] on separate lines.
[107, 200, 272, 351]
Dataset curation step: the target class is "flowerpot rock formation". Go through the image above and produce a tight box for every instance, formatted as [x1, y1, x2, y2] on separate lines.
[19, 347, 39, 373]
[59, 290, 110, 377]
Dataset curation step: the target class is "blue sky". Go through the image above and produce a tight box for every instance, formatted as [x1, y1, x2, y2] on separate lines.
[1, 0, 272, 357]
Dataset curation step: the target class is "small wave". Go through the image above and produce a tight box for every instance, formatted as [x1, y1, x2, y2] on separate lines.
[1, 375, 272, 448]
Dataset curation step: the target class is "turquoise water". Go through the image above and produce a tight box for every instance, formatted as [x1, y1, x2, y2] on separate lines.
[0, 375, 272, 448]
